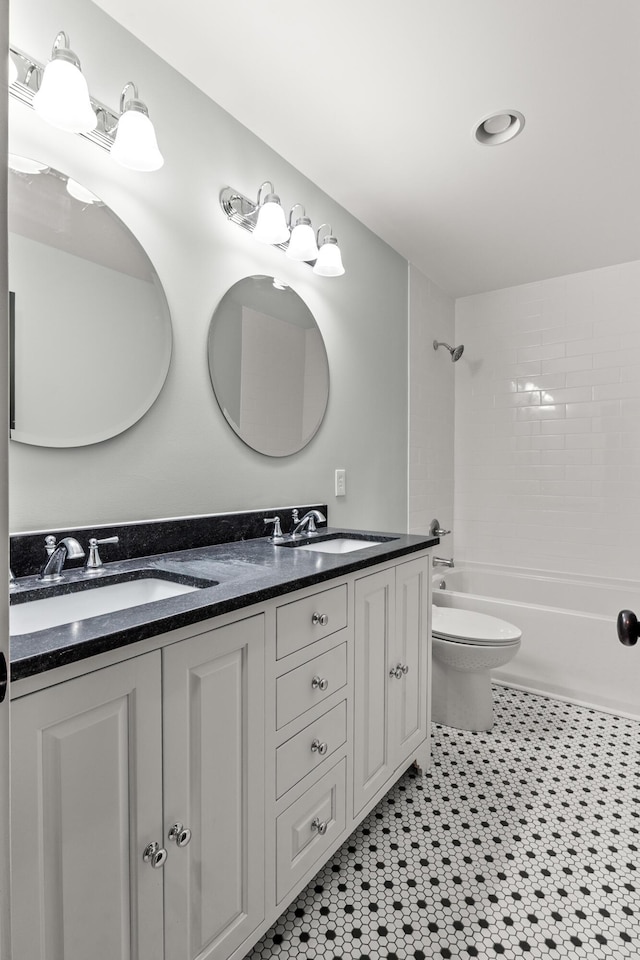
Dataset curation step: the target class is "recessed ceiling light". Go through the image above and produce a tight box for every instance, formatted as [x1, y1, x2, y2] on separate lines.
[474, 110, 525, 146]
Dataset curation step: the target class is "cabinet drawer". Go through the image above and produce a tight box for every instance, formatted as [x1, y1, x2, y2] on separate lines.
[276, 758, 346, 903]
[276, 643, 347, 730]
[276, 700, 347, 798]
[276, 584, 348, 659]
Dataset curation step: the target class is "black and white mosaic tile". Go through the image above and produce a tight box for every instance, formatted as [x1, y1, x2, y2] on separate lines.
[247, 685, 640, 960]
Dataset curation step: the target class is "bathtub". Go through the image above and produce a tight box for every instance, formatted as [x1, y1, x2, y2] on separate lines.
[432, 562, 640, 719]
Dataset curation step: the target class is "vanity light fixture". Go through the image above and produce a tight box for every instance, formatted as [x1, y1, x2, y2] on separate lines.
[31, 32, 96, 134]
[8, 37, 163, 173]
[253, 181, 290, 244]
[312, 224, 345, 277]
[286, 204, 319, 261]
[109, 82, 164, 172]
[220, 184, 346, 277]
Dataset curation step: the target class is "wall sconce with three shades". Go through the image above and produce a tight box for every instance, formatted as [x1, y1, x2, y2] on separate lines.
[8, 31, 164, 172]
[220, 182, 346, 277]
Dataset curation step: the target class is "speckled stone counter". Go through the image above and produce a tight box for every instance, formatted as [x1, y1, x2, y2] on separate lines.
[10, 512, 437, 682]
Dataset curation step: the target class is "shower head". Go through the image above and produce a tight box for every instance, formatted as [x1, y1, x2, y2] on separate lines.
[433, 340, 464, 362]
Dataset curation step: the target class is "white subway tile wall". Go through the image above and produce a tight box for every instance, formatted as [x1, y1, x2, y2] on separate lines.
[409, 265, 455, 543]
[455, 260, 640, 579]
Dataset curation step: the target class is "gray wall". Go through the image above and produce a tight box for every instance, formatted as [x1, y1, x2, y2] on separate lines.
[9, 0, 409, 534]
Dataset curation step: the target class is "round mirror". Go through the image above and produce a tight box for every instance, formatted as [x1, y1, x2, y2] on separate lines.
[8, 157, 172, 447]
[208, 276, 330, 457]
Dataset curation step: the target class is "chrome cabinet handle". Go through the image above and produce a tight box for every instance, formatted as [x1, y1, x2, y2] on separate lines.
[143, 841, 167, 868]
[311, 738, 328, 755]
[311, 675, 329, 691]
[312, 612, 329, 626]
[401, 663, 409, 675]
[168, 822, 192, 847]
[311, 817, 328, 835]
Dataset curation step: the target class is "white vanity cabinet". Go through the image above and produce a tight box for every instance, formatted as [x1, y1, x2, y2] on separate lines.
[162, 614, 265, 960]
[10, 546, 431, 960]
[353, 555, 431, 816]
[10, 614, 265, 960]
[11, 652, 165, 960]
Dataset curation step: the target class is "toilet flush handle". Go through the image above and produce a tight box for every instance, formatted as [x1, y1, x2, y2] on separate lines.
[617, 610, 638, 646]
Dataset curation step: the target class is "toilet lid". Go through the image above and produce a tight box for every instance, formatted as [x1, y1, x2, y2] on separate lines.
[432, 606, 522, 644]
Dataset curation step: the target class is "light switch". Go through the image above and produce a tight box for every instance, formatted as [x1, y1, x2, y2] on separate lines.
[335, 469, 346, 497]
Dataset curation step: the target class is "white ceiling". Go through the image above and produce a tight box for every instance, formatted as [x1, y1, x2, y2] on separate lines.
[94, 0, 640, 297]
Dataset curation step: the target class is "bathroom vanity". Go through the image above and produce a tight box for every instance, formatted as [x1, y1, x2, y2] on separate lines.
[8, 511, 436, 960]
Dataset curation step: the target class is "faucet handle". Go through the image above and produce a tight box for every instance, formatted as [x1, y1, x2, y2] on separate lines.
[85, 536, 119, 574]
[429, 518, 451, 537]
[264, 517, 285, 542]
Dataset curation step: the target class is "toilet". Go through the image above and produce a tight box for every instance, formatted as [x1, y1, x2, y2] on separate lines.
[431, 606, 522, 732]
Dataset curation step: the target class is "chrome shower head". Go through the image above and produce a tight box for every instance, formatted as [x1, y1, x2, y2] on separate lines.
[433, 340, 464, 362]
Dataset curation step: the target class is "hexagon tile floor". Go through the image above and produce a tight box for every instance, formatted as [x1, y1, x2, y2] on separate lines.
[246, 684, 639, 960]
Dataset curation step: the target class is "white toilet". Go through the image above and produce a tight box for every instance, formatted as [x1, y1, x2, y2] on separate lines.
[431, 606, 522, 732]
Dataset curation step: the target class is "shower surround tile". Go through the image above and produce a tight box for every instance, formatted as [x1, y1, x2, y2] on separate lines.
[246, 685, 639, 960]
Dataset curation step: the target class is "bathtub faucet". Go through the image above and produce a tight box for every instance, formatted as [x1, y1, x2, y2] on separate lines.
[433, 556, 454, 568]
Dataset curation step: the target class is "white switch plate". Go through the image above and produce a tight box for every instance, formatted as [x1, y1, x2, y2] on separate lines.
[335, 469, 346, 497]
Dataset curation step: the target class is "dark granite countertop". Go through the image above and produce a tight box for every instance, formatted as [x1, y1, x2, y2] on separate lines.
[10, 527, 438, 682]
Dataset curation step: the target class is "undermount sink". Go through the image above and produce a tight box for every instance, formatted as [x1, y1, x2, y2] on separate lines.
[295, 538, 385, 555]
[10, 577, 205, 636]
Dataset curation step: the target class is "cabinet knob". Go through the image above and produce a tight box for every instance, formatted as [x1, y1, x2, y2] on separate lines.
[311, 738, 328, 755]
[168, 822, 192, 847]
[389, 663, 409, 679]
[311, 816, 328, 835]
[143, 841, 167, 869]
[312, 612, 329, 626]
[311, 675, 329, 691]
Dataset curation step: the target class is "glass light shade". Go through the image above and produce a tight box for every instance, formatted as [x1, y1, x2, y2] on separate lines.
[253, 196, 290, 244]
[32, 57, 97, 134]
[286, 219, 319, 261]
[8, 54, 18, 85]
[110, 107, 164, 172]
[313, 237, 345, 277]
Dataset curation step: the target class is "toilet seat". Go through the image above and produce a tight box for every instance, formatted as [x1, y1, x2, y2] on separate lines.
[432, 606, 522, 646]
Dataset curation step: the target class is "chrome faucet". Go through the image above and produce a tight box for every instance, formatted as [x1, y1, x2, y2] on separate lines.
[84, 536, 119, 575]
[433, 556, 454, 569]
[291, 509, 327, 539]
[39, 536, 85, 582]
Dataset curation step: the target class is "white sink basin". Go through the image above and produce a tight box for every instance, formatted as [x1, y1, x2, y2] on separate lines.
[296, 538, 384, 555]
[10, 578, 200, 636]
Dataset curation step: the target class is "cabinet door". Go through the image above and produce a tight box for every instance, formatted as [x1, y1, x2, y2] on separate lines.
[353, 568, 395, 816]
[391, 556, 430, 767]
[11, 652, 164, 960]
[163, 615, 265, 960]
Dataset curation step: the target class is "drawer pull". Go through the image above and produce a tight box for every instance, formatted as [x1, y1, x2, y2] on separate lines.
[311, 738, 328, 755]
[312, 612, 329, 626]
[389, 663, 410, 680]
[311, 675, 329, 692]
[143, 841, 167, 869]
[168, 822, 192, 848]
[311, 817, 328, 835]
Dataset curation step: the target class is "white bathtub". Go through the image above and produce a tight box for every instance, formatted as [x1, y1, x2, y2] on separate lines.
[432, 562, 640, 719]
